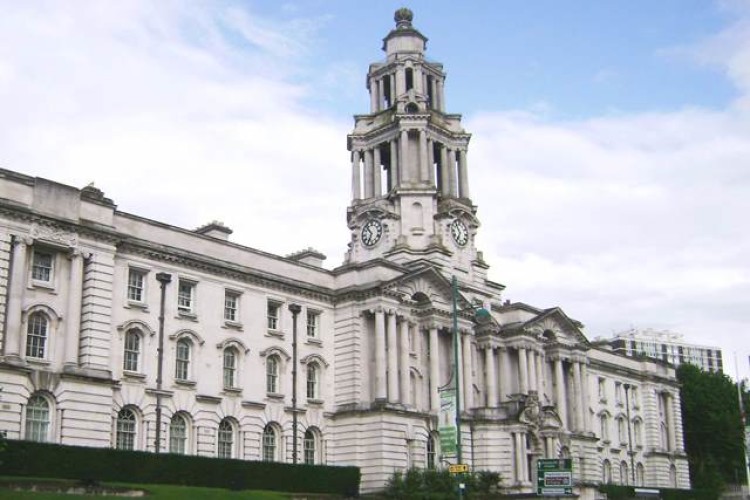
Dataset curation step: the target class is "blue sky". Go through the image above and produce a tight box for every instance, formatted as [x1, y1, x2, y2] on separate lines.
[0, 1, 748, 379]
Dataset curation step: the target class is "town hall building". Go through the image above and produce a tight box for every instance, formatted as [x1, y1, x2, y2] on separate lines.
[0, 9, 689, 496]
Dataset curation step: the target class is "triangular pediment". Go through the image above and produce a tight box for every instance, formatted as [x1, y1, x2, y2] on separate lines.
[520, 307, 589, 346]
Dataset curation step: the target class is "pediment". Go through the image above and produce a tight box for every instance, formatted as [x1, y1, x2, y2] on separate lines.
[521, 308, 589, 346]
[382, 265, 472, 312]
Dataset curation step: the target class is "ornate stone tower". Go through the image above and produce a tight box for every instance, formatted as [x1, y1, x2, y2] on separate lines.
[345, 9, 486, 281]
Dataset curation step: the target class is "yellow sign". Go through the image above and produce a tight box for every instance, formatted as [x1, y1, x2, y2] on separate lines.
[448, 464, 469, 474]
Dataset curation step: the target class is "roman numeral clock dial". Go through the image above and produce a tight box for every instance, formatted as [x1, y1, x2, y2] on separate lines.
[361, 219, 382, 247]
[450, 219, 469, 247]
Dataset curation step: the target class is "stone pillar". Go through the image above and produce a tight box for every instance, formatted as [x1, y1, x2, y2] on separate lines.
[387, 310, 398, 402]
[373, 146, 382, 197]
[400, 130, 409, 184]
[414, 66, 423, 94]
[462, 332, 473, 410]
[437, 79, 445, 111]
[430, 77, 438, 109]
[4, 236, 29, 359]
[439, 145, 450, 195]
[528, 350, 537, 393]
[374, 309, 386, 401]
[63, 250, 84, 367]
[399, 319, 410, 405]
[447, 148, 458, 197]
[390, 74, 396, 105]
[518, 347, 528, 394]
[370, 78, 378, 112]
[427, 139, 435, 185]
[390, 140, 399, 190]
[554, 358, 568, 429]
[458, 149, 470, 199]
[580, 361, 590, 431]
[429, 326, 439, 411]
[536, 352, 545, 397]
[573, 361, 583, 431]
[419, 130, 429, 182]
[500, 347, 512, 401]
[485, 346, 497, 407]
[351, 150, 361, 200]
[395, 65, 405, 96]
[515, 432, 526, 483]
[666, 392, 676, 451]
[363, 149, 374, 199]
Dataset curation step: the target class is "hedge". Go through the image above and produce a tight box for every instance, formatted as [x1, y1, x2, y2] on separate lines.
[599, 484, 720, 500]
[0, 440, 360, 496]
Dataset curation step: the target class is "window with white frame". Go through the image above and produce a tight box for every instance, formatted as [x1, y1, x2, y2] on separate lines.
[636, 463, 645, 486]
[630, 385, 639, 408]
[620, 461, 629, 485]
[116, 407, 137, 450]
[224, 291, 239, 322]
[127, 268, 146, 303]
[306, 310, 319, 338]
[26, 312, 48, 359]
[600, 414, 609, 442]
[175, 339, 191, 380]
[427, 434, 437, 469]
[306, 363, 319, 399]
[266, 355, 280, 394]
[598, 377, 607, 401]
[602, 459, 612, 484]
[633, 419, 643, 447]
[223, 347, 237, 388]
[177, 280, 196, 314]
[31, 249, 54, 283]
[169, 413, 188, 454]
[217, 419, 234, 459]
[617, 416, 627, 444]
[267, 301, 280, 330]
[262, 424, 277, 461]
[304, 427, 318, 464]
[123, 329, 141, 372]
[25, 394, 50, 442]
[615, 382, 623, 405]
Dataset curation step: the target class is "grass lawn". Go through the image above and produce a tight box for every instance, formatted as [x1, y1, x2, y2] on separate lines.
[0, 477, 289, 499]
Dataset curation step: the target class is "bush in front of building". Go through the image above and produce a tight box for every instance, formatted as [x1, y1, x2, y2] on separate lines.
[0, 440, 360, 496]
[383, 468, 501, 499]
[599, 484, 720, 500]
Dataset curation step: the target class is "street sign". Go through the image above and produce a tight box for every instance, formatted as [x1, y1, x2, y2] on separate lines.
[537, 458, 574, 496]
[449, 464, 469, 474]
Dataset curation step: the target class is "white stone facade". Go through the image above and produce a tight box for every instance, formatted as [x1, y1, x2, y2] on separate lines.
[0, 9, 689, 496]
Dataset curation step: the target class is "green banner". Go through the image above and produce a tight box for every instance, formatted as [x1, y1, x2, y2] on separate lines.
[438, 389, 456, 456]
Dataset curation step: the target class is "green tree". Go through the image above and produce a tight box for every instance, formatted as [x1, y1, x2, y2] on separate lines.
[677, 364, 746, 492]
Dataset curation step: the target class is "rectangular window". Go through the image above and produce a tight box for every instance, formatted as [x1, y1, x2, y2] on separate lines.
[306, 311, 319, 338]
[31, 249, 53, 283]
[178, 280, 195, 314]
[127, 268, 146, 303]
[615, 382, 623, 405]
[267, 301, 280, 330]
[224, 292, 239, 322]
[598, 377, 606, 401]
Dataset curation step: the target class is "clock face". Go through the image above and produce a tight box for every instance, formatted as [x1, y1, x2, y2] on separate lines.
[361, 219, 383, 247]
[450, 219, 469, 246]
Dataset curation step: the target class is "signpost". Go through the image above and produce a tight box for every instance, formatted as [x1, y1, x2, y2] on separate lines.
[449, 464, 469, 474]
[537, 458, 574, 496]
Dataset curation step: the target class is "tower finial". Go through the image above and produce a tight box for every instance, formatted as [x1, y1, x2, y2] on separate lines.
[394, 8, 413, 28]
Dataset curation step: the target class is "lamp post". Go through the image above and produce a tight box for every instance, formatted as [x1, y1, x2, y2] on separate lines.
[451, 276, 462, 467]
[289, 303, 302, 464]
[154, 272, 172, 454]
[623, 383, 636, 485]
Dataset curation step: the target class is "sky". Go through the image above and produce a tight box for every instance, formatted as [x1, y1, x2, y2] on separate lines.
[1, 1, 748, 380]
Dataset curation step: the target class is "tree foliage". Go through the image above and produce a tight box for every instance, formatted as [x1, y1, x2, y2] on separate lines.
[677, 364, 746, 491]
[383, 468, 501, 499]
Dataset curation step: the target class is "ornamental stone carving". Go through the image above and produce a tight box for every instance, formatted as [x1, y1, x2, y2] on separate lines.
[31, 223, 78, 247]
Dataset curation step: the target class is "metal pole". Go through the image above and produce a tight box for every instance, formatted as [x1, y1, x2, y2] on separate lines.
[452, 276, 464, 500]
[289, 303, 302, 464]
[154, 272, 172, 454]
[623, 383, 636, 485]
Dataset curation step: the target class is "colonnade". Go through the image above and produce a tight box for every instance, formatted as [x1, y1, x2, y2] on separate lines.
[368, 67, 445, 113]
[3, 236, 83, 367]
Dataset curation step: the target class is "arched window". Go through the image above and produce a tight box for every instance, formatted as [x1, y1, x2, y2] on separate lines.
[636, 463, 645, 486]
[123, 329, 141, 372]
[633, 419, 643, 447]
[559, 446, 571, 458]
[26, 312, 48, 359]
[116, 407, 137, 450]
[427, 433, 438, 470]
[620, 461, 629, 485]
[670, 464, 678, 488]
[599, 414, 609, 442]
[602, 459, 612, 484]
[175, 339, 191, 380]
[304, 427, 320, 465]
[306, 363, 319, 399]
[217, 418, 234, 459]
[25, 394, 50, 442]
[266, 356, 279, 394]
[169, 413, 188, 454]
[617, 417, 627, 444]
[223, 347, 237, 388]
[263, 424, 278, 462]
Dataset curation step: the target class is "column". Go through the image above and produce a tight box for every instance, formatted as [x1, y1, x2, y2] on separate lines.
[4, 236, 29, 359]
[580, 361, 590, 431]
[373, 146, 382, 197]
[447, 148, 458, 197]
[536, 352, 545, 397]
[485, 346, 497, 407]
[399, 319, 410, 405]
[554, 358, 568, 429]
[439, 145, 449, 195]
[429, 326, 439, 411]
[666, 392, 676, 451]
[500, 347, 512, 400]
[427, 139, 435, 185]
[458, 149, 470, 199]
[573, 361, 583, 431]
[363, 149, 374, 198]
[374, 309, 387, 401]
[515, 432, 526, 483]
[63, 250, 84, 367]
[351, 151, 361, 200]
[389, 140, 399, 190]
[414, 66, 423, 94]
[399, 130, 409, 184]
[462, 332, 473, 410]
[387, 310, 398, 402]
[528, 350, 537, 392]
[518, 347, 528, 394]
[390, 73, 396, 105]
[395, 66, 405, 96]
[418, 130, 429, 182]
[430, 78, 438, 109]
[437, 79, 445, 111]
[369, 77, 378, 112]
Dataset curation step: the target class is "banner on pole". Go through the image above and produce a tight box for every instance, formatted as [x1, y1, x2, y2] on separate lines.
[439, 389, 456, 456]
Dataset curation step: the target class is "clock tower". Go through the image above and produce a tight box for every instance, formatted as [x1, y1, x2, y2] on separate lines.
[345, 9, 487, 281]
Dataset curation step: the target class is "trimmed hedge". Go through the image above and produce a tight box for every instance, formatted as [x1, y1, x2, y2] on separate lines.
[0, 440, 360, 496]
[599, 484, 720, 500]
